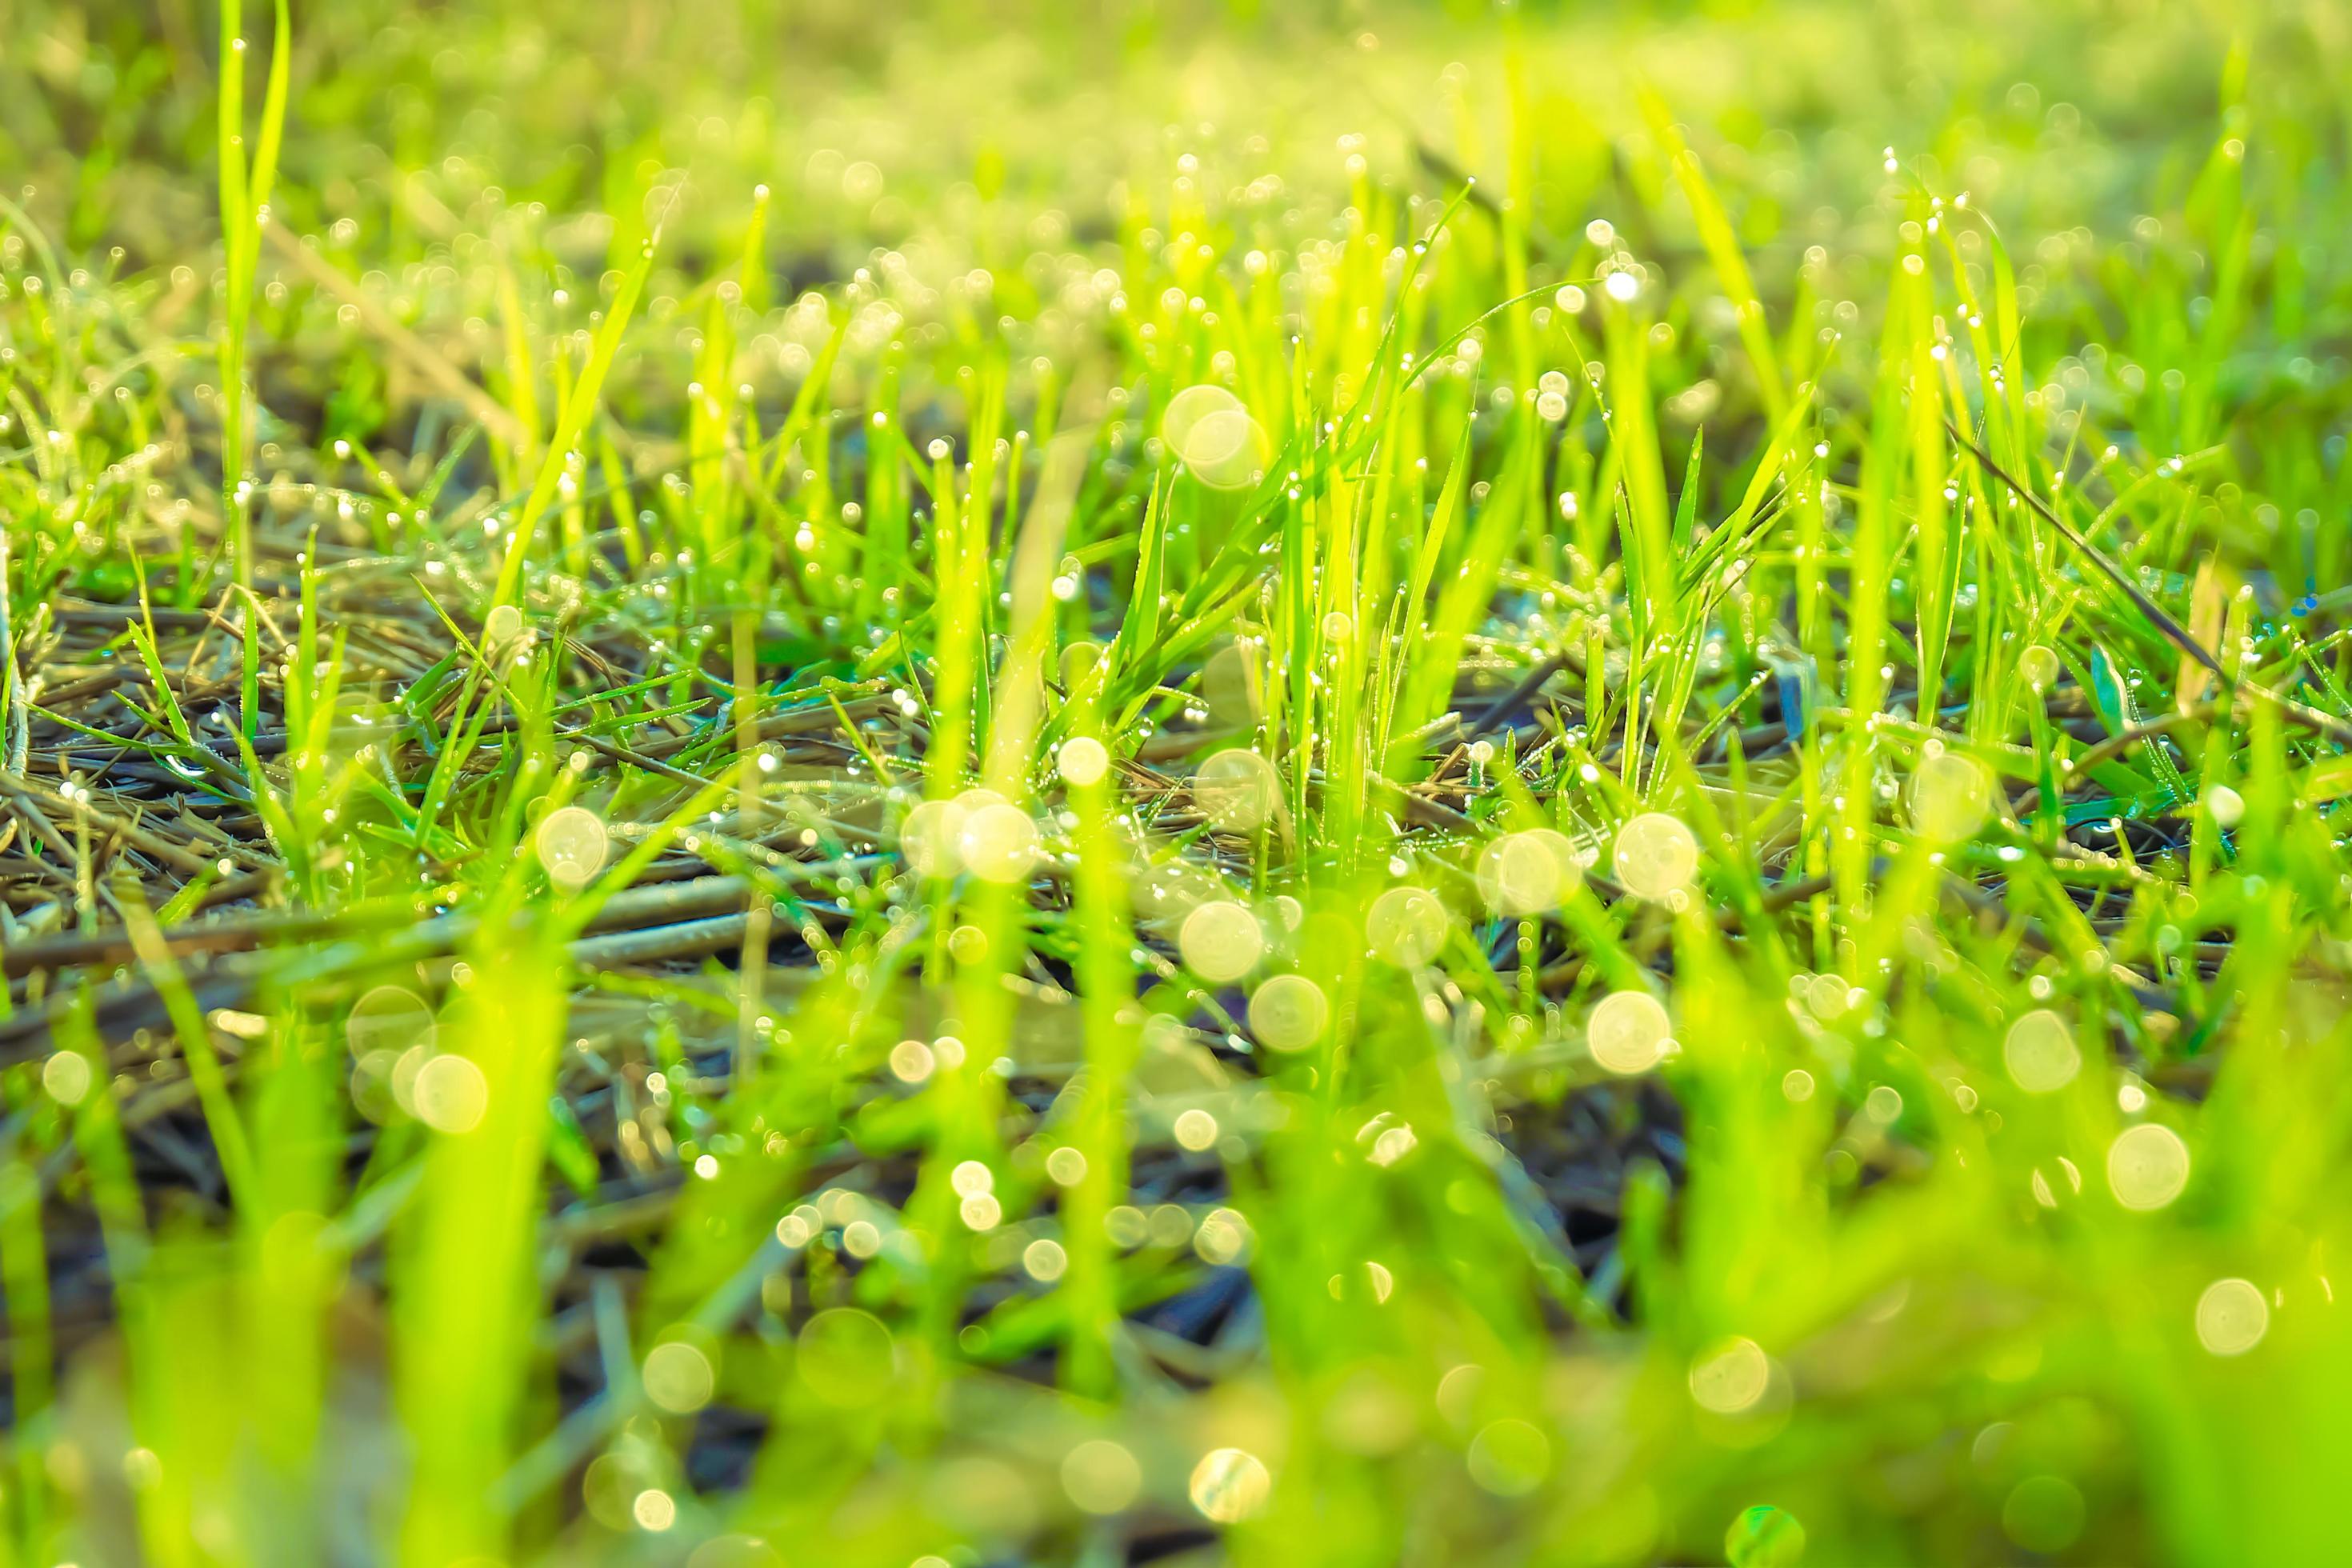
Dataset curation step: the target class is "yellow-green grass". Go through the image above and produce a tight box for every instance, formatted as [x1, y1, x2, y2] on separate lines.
[2, 1, 2351, 1563]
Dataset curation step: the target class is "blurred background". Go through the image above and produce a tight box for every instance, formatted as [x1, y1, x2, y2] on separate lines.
[5, 2, 2352, 1566]
[8, 0, 2316, 267]
[13, 0, 2338, 506]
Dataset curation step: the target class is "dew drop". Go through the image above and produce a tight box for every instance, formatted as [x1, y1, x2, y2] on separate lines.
[642, 1342, 715, 1414]
[1588, 989, 1672, 1074]
[1023, 1238, 1068, 1282]
[1367, 886, 1449, 966]
[1058, 735, 1110, 788]
[1690, 1337, 1770, 1414]
[1062, 1439, 1142, 1515]
[1162, 383, 1242, 458]
[413, 1053, 488, 1134]
[2107, 1122, 2190, 1210]
[2003, 1009, 2080, 1094]
[1190, 1447, 1272, 1523]
[1910, 750, 1992, 841]
[483, 602, 523, 650]
[42, 1050, 92, 1106]
[535, 805, 609, 892]
[954, 803, 1039, 888]
[2194, 1278, 2268, 1356]
[1248, 974, 1330, 1050]
[1174, 1107, 1221, 1150]
[1180, 899, 1265, 983]
[1612, 813, 1699, 900]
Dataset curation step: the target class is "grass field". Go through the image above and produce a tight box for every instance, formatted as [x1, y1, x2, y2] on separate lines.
[4, 0, 2352, 1562]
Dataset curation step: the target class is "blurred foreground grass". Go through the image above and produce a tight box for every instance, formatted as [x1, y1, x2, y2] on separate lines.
[4, 1, 2352, 1562]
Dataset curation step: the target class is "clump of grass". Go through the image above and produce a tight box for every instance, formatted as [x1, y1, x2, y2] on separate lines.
[2, 2, 2352, 1563]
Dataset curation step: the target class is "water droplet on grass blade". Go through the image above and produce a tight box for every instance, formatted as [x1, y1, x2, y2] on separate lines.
[412, 1053, 488, 1134]
[535, 806, 608, 891]
[1061, 639, 1105, 690]
[2003, 1010, 2080, 1093]
[1249, 974, 1330, 1050]
[1589, 990, 1672, 1074]
[1157, 382, 1251, 482]
[1062, 1439, 1142, 1514]
[642, 1340, 714, 1414]
[1367, 886, 1448, 966]
[1174, 1108, 1220, 1150]
[1194, 1206, 1250, 1262]
[1162, 382, 1241, 458]
[1613, 813, 1699, 899]
[1058, 735, 1110, 787]
[1180, 899, 1263, 982]
[483, 602, 523, 651]
[42, 1050, 91, 1106]
[2019, 643, 2062, 691]
[1690, 1338, 1771, 1414]
[2195, 1278, 2268, 1355]
[959, 801, 1039, 883]
[1184, 407, 1269, 490]
[1910, 750, 1992, 841]
[2107, 1122, 2190, 1210]
[1190, 1447, 1271, 1523]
